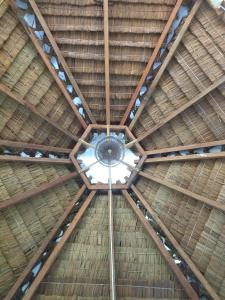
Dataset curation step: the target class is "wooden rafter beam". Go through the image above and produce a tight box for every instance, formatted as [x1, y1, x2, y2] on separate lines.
[9, 1, 90, 129]
[129, 0, 203, 130]
[131, 184, 221, 300]
[103, 0, 111, 125]
[139, 171, 225, 213]
[0, 171, 78, 210]
[145, 139, 225, 156]
[145, 151, 225, 163]
[0, 155, 72, 164]
[0, 139, 71, 154]
[120, 0, 184, 125]
[22, 190, 96, 300]
[122, 190, 199, 300]
[136, 75, 225, 143]
[27, 0, 96, 125]
[0, 83, 79, 142]
[4, 185, 86, 300]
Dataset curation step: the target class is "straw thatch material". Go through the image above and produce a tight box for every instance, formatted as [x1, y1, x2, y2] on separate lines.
[35, 0, 176, 122]
[136, 158, 225, 298]
[34, 194, 188, 299]
[0, 161, 80, 298]
[133, 1, 225, 149]
[0, 1, 82, 143]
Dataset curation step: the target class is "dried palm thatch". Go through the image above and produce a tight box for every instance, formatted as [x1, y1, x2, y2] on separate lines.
[0, 161, 80, 297]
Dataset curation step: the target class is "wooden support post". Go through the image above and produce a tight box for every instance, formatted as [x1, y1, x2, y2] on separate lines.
[129, 0, 203, 130]
[108, 167, 116, 300]
[145, 151, 225, 163]
[0, 155, 72, 164]
[145, 139, 225, 156]
[0, 139, 71, 154]
[103, 0, 111, 125]
[131, 184, 221, 300]
[0, 83, 79, 142]
[0, 171, 78, 210]
[4, 185, 86, 300]
[122, 190, 199, 300]
[136, 75, 225, 142]
[120, 0, 184, 125]
[22, 191, 96, 300]
[139, 171, 225, 213]
[27, 0, 96, 124]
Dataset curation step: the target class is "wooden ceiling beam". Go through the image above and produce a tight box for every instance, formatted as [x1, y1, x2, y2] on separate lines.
[4, 185, 86, 300]
[0, 83, 79, 142]
[103, 0, 111, 125]
[120, 0, 184, 125]
[145, 151, 225, 163]
[0, 155, 72, 164]
[122, 190, 199, 300]
[139, 171, 225, 213]
[0, 171, 78, 210]
[27, 0, 96, 125]
[129, 0, 203, 130]
[136, 74, 225, 142]
[22, 190, 96, 300]
[131, 184, 221, 300]
[0, 139, 72, 154]
[145, 139, 225, 156]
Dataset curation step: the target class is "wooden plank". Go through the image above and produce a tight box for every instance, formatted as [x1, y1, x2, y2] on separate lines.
[22, 190, 96, 300]
[0, 139, 71, 154]
[122, 190, 199, 300]
[139, 171, 225, 212]
[131, 184, 221, 300]
[145, 140, 225, 156]
[27, 0, 96, 124]
[4, 185, 86, 300]
[0, 155, 72, 164]
[9, 0, 87, 129]
[103, 0, 111, 125]
[136, 74, 225, 142]
[145, 151, 225, 163]
[120, 0, 184, 125]
[129, 0, 203, 130]
[0, 171, 78, 210]
[0, 83, 79, 142]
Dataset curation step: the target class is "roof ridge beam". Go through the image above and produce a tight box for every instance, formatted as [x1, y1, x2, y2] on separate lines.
[128, 0, 203, 130]
[4, 185, 86, 300]
[120, 0, 184, 125]
[0, 139, 72, 154]
[122, 190, 199, 300]
[0, 83, 79, 142]
[139, 170, 225, 213]
[0, 155, 72, 164]
[0, 171, 78, 210]
[131, 184, 221, 300]
[145, 139, 225, 156]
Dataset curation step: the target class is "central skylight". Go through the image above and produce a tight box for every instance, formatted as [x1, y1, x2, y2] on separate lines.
[77, 132, 139, 184]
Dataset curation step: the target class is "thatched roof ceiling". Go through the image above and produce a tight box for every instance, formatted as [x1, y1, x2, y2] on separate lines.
[0, 0, 225, 299]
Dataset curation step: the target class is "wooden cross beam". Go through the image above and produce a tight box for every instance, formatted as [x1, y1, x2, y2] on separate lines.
[0, 155, 72, 164]
[131, 184, 221, 300]
[122, 190, 199, 300]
